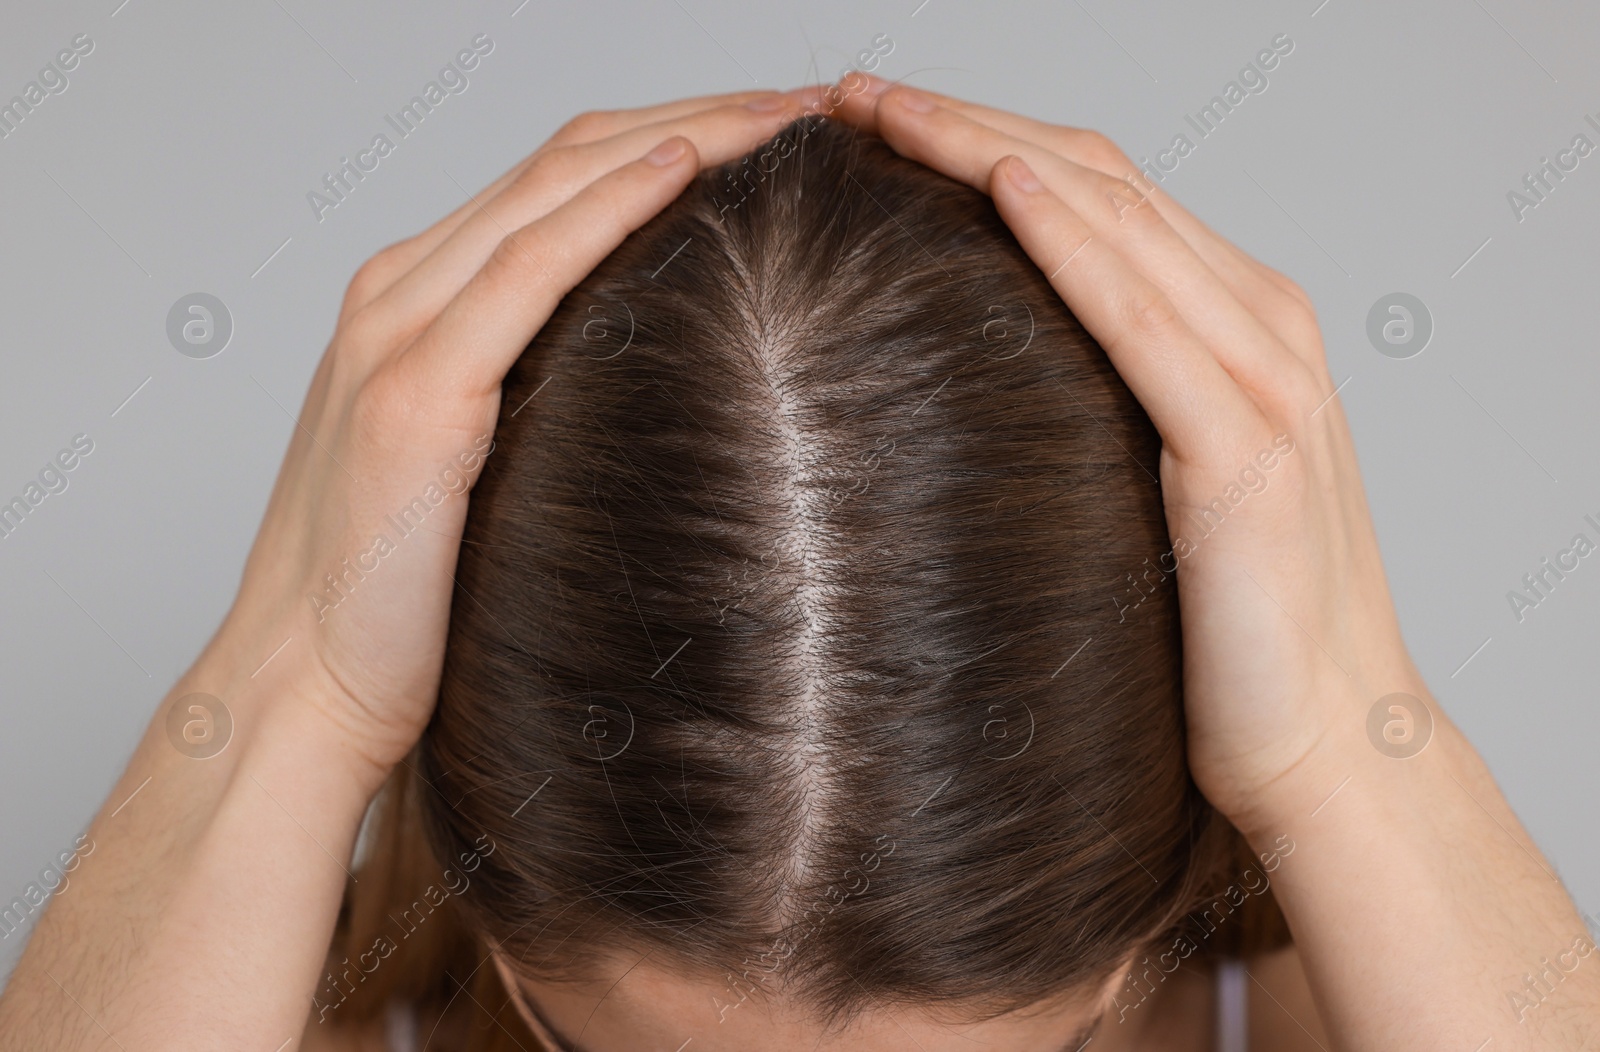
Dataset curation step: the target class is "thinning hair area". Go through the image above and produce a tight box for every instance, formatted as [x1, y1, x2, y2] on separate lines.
[333, 114, 1287, 1049]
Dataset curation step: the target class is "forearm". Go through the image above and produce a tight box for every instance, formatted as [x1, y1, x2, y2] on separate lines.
[0, 635, 388, 1052]
[1235, 674, 1597, 1050]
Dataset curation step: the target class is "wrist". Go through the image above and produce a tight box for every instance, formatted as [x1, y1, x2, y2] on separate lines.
[96, 664, 384, 1050]
[233, 687, 392, 829]
[174, 626, 398, 802]
[1216, 667, 1455, 846]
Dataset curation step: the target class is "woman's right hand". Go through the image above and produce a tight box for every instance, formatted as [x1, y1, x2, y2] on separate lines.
[200, 89, 813, 780]
[0, 88, 818, 1052]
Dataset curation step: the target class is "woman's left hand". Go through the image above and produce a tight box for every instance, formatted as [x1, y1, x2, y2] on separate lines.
[824, 76, 1600, 1051]
[822, 75, 1415, 829]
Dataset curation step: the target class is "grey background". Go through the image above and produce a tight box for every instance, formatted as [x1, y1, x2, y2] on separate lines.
[2, 0, 1597, 979]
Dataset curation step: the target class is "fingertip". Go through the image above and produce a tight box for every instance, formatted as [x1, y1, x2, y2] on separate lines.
[819, 74, 884, 128]
[743, 92, 788, 112]
[827, 70, 887, 110]
[782, 82, 834, 112]
[881, 84, 937, 115]
[853, 72, 892, 101]
[644, 135, 691, 167]
[865, 85, 935, 144]
[999, 154, 1043, 195]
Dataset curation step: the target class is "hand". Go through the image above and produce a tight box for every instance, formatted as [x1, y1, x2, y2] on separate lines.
[204, 88, 815, 778]
[825, 78, 1423, 830]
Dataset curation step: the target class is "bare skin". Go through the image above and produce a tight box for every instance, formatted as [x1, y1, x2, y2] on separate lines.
[295, 945, 1329, 1051]
[1, 75, 1593, 1052]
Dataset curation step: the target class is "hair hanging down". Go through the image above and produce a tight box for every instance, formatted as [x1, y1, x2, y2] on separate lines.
[328, 114, 1288, 1050]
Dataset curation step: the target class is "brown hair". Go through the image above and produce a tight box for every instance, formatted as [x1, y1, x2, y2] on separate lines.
[321, 114, 1287, 1050]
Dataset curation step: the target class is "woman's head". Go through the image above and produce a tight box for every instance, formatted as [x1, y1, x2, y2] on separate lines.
[341, 114, 1279, 1050]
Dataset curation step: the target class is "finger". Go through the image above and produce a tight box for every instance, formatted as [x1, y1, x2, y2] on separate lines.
[360, 101, 803, 347]
[990, 154, 1266, 465]
[342, 89, 794, 317]
[873, 91, 1311, 407]
[929, 96, 1320, 333]
[830, 76, 1319, 358]
[413, 90, 790, 250]
[394, 135, 699, 401]
[820, 70, 896, 131]
[831, 76, 1260, 259]
[541, 88, 797, 148]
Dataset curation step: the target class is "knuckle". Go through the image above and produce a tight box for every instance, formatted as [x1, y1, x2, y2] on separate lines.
[1262, 263, 1315, 311]
[340, 239, 420, 325]
[340, 299, 403, 356]
[1268, 357, 1325, 412]
[513, 144, 582, 198]
[348, 362, 415, 441]
[1072, 129, 1135, 176]
[486, 225, 541, 278]
[481, 226, 555, 295]
[1266, 283, 1321, 345]
[1100, 174, 1159, 228]
[555, 109, 614, 143]
[343, 249, 399, 311]
[1273, 298, 1322, 353]
[1123, 287, 1183, 340]
[1234, 267, 1321, 359]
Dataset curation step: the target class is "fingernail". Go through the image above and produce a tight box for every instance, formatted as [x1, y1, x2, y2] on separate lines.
[646, 137, 688, 166]
[745, 94, 787, 112]
[892, 87, 936, 113]
[1005, 155, 1042, 193]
